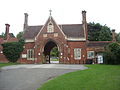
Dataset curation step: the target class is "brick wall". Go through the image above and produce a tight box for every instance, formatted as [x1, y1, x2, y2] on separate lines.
[67, 41, 87, 64]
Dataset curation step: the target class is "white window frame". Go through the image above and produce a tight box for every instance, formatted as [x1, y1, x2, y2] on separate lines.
[27, 49, 34, 60]
[74, 48, 81, 60]
[87, 51, 94, 59]
[47, 22, 54, 33]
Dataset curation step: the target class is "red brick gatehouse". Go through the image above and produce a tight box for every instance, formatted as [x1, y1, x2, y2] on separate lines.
[0, 10, 116, 64]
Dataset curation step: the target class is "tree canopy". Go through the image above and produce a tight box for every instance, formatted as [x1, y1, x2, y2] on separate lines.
[0, 32, 15, 38]
[9, 33, 15, 38]
[16, 31, 23, 40]
[104, 42, 120, 64]
[98, 25, 112, 41]
[88, 22, 112, 41]
[50, 47, 59, 57]
[116, 32, 120, 43]
[16, 31, 24, 44]
[0, 32, 5, 38]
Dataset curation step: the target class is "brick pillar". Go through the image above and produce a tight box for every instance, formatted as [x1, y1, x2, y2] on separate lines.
[82, 10, 88, 41]
[5, 24, 10, 40]
[112, 29, 116, 42]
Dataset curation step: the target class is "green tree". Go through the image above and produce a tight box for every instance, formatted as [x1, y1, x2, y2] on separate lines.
[104, 42, 120, 64]
[98, 25, 112, 41]
[116, 32, 120, 43]
[2, 42, 24, 63]
[88, 22, 112, 41]
[0, 32, 5, 38]
[50, 47, 59, 57]
[17, 31, 23, 40]
[88, 22, 102, 41]
[9, 33, 15, 38]
[16, 31, 24, 44]
[0, 32, 15, 38]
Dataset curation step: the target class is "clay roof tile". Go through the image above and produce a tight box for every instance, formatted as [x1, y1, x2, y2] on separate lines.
[23, 24, 85, 39]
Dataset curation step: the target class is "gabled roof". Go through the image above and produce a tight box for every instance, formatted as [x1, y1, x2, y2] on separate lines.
[0, 37, 18, 51]
[59, 24, 84, 38]
[23, 24, 84, 39]
[0, 38, 18, 44]
[6, 38, 18, 42]
[24, 26, 43, 39]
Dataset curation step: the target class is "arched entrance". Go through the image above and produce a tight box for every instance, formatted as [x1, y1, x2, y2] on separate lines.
[43, 40, 59, 64]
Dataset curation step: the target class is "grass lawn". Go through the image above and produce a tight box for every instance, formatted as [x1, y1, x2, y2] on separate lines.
[38, 65, 120, 90]
[0, 62, 18, 68]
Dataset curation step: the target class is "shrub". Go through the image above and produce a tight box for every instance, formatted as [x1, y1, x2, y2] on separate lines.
[2, 42, 24, 63]
[104, 42, 120, 64]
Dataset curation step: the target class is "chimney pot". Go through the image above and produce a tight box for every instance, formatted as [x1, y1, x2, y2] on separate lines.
[5, 24, 10, 27]
[112, 29, 115, 32]
[82, 10, 86, 14]
[24, 13, 28, 16]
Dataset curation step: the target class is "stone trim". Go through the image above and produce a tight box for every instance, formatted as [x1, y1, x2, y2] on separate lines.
[67, 37, 86, 41]
[25, 39, 35, 42]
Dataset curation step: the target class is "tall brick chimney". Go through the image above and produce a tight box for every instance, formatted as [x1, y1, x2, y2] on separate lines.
[112, 29, 116, 42]
[82, 10, 88, 40]
[5, 24, 10, 40]
[24, 13, 28, 32]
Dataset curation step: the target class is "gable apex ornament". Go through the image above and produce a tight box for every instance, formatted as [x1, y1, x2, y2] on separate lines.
[49, 9, 52, 16]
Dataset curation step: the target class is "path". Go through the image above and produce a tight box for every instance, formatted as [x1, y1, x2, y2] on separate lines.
[0, 64, 87, 90]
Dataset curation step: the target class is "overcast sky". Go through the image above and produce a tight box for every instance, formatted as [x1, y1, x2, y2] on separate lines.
[0, 0, 120, 36]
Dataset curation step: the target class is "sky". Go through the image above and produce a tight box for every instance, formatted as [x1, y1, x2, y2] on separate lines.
[0, 0, 120, 36]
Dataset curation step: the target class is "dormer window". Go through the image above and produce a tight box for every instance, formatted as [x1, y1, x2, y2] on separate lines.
[47, 22, 54, 33]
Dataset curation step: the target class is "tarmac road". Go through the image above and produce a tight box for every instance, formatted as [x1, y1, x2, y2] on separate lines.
[0, 64, 87, 90]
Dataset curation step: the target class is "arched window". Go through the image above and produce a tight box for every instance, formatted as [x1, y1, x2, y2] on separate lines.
[47, 22, 54, 33]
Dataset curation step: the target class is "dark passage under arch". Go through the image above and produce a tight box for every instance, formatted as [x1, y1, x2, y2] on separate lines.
[43, 41, 59, 63]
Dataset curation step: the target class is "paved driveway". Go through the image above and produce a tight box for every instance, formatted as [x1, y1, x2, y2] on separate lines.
[0, 64, 87, 90]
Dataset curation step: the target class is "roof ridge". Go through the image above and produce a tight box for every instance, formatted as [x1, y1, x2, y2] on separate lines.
[88, 41, 112, 43]
[24, 23, 84, 39]
[59, 24, 82, 25]
[28, 24, 82, 27]
[28, 25, 43, 27]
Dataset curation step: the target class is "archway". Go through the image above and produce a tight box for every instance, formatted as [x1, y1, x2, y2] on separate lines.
[43, 40, 59, 64]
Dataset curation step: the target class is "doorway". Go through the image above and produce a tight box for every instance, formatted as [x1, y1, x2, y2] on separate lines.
[43, 40, 59, 64]
[97, 53, 103, 64]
